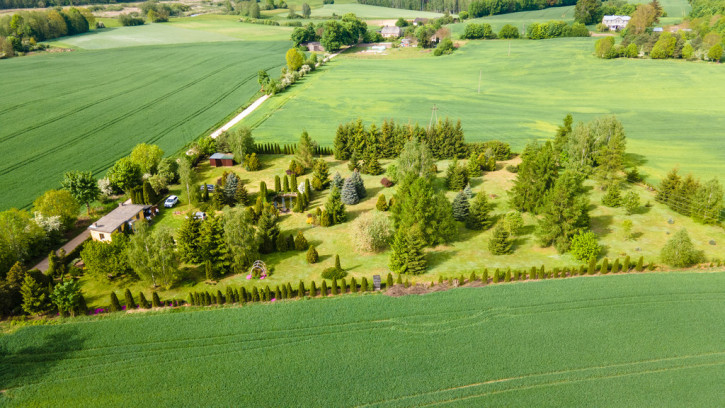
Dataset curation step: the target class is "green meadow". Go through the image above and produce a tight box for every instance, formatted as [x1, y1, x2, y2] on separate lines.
[2, 272, 724, 406]
[244, 37, 725, 183]
[0, 19, 291, 210]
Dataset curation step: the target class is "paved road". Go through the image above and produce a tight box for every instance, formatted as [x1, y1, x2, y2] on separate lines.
[33, 230, 90, 272]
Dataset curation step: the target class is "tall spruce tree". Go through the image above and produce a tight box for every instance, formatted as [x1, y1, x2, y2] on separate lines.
[332, 172, 344, 191]
[312, 159, 331, 190]
[223, 207, 260, 274]
[488, 224, 513, 255]
[324, 186, 346, 225]
[536, 170, 590, 253]
[452, 191, 470, 221]
[350, 170, 366, 198]
[199, 215, 231, 278]
[256, 203, 280, 254]
[341, 177, 360, 205]
[466, 192, 493, 230]
[509, 141, 558, 213]
[177, 216, 202, 263]
[389, 225, 427, 275]
[295, 130, 316, 169]
[391, 177, 455, 246]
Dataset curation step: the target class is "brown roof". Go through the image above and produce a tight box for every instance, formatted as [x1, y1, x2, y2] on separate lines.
[89, 204, 150, 234]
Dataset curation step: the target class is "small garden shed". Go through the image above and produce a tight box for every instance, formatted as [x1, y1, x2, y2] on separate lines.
[210, 153, 234, 167]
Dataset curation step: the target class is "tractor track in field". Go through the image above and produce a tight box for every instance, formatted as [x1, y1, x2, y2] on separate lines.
[0, 53, 218, 145]
[0, 50, 189, 116]
[86, 63, 281, 175]
[0, 59, 241, 177]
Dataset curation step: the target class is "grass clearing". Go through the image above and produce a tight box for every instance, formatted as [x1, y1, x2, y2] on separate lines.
[310, 3, 445, 18]
[0, 30, 290, 210]
[242, 37, 725, 183]
[2, 272, 724, 406]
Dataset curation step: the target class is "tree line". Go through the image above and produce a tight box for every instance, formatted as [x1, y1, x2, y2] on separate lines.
[0, 7, 94, 57]
[290, 13, 370, 51]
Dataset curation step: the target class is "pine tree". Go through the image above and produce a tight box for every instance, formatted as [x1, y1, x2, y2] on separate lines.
[364, 150, 383, 175]
[466, 193, 493, 230]
[298, 281, 306, 297]
[276, 233, 289, 252]
[348, 150, 361, 171]
[452, 191, 470, 221]
[309, 281, 317, 297]
[235, 182, 248, 206]
[306, 245, 319, 263]
[294, 231, 308, 250]
[256, 203, 280, 254]
[389, 226, 427, 275]
[601, 183, 622, 207]
[350, 170, 366, 198]
[535, 170, 590, 253]
[341, 177, 359, 205]
[488, 224, 513, 255]
[445, 158, 468, 191]
[312, 159, 331, 190]
[324, 186, 346, 225]
[466, 153, 482, 178]
[331, 278, 338, 295]
[110, 292, 122, 312]
[124, 289, 137, 310]
[139, 292, 150, 309]
[623, 255, 631, 272]
[177, 216, 202, 264]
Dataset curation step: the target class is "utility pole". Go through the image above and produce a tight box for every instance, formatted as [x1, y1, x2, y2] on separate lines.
[428, 104, 438, 130]
[508, 40, 511, 56]
[477, 69, 482, 94]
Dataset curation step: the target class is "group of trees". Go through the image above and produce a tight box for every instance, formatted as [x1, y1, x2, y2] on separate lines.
[259, 48, 322, 95]
[0, 8, 93, 56]
[526, 20, 590, 39]
[467, 0, 577, 17]
[656, 168, 723, 224]
[461, 23, 520, 40]
[105, 143, 178, 205]
[509, 114, 629, 254]
[598, 30, 723, 61]
[334, 118, 468, 163]
[290, 13, 368, 51]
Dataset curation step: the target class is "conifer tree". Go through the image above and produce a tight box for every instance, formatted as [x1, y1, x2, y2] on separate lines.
[535, 170, 589, 253]
[286, 283, 293, 298]
[256, 203, 280, 254]
[275, 286, 281, 300]
[600, 258, 609, 274]
[283, 175, 291, 192]
[510, 141, 558, 213]
[324, 186, 346, 225]
[624, 255, 631, 272]
[445, 158, 468, 191]
[276, 233, 289, 252]
[488, 224, 513, 255]
[612, 258, 621, 273]
[364, 150, 383, 175]
[274, 175, 282, 193]
[505, 269, 511, 282]
[312, 159, 331, 190]
[376, 194, 388, 211]
[361, 277, 369, 292]
[350, 170, 366, 198]
[294, 231, 308, 250]
[469, 271, 477, 282]
[601, 183, 622, 207]
[124, 289, 137, 310]
[340, 278, 347, 293]
[492, 269, 500, 283]
[177, 216, 202, 264]
[588, 257, 597, 275]
[482, 269, 489, 283]
[150, 292, 161, 308]
[252, 286, 260, 301]
[298, 281, 306, 297]
[452, 191, 470, 221]
[309, 281, 317, 297]
[217, 290, 225, 304]
[332, 172, 344, 191]
[110, 292, 122, 312]
[235, 182, 248, 206]
[466, 192, 492, 230]
[331, 278, 338, 295]
[341, 177, 359, 205]
[199, 215, 231, 278]
[466, 153, 482, 177]
[138, 292, 150, 309]
[306, 245, 319, 264]
[389, 226, 427, 275]
[387, 273, 394, 288]
[263, 285, 271, 301]
[295, 130, 316, 169]
[348, 150, 361, 171]
[291, 174, 298, 191]
[350, 277, 358, 293]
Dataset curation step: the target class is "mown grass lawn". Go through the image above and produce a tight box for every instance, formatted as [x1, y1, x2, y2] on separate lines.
[2, 272, 724, 406]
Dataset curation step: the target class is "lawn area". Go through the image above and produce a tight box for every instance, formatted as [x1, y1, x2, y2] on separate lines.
[0, 21, 291, 210]
[241, 37, 725, 184]
[75, 153, 725, 309]
[2, 272, 725, 406]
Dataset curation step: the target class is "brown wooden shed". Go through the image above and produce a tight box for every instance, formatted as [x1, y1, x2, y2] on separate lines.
[209, 153, 234, 167]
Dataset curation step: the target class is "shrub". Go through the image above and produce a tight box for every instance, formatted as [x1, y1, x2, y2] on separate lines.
[623, 191, 641, 215]
[351, 211, 392, 253]
[380, 178, 394, 188]
[588, 257, 597, 275]
[469, 271, 477, 283]
[124, 289, 137, 310]
[601, 184, 622, 207]
[350, 277, 358, 293]
[623, 255, 631, 272]
[660, 229, 704, 267]
[482, 269, 488, 284]
[376, 194, 388, 211]
[309, 281, 317, 297]
[321, 280, 328, 297]
[294, 231, 308, 250]
[297, 281, 305, 297]
[321, 255, 347, 279]
[139, 292, 150, 309]
[361, 277, 369, 291]
[600, 258, 609, 274]
[635, 256, 644, 272]
[499, 24, 519, 39]
[306, 245, 319, 264]
[570, 231, 601, 261]
[504, 269, 511, 282]
[339, 278, 347, 293]
[612, 258, 621, 273]
[386, 273, 394, 288]
[488, 224, 513, 255]
[331, 278, 338, 295]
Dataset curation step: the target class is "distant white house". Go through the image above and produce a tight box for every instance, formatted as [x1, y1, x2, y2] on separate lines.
[381, 26, 402, 38]
[602, 15, 631, 31]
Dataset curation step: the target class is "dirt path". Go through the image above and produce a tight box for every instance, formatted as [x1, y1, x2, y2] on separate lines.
[33, 230, 90, 272]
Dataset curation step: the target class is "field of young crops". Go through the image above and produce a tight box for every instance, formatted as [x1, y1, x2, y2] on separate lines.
[0, 25, 290, 210]
[1, 272, 724, 406]
[244, 37, 725, 183]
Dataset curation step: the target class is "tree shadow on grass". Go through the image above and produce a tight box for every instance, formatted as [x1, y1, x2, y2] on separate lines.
[426, 249, 457, 270]
[624, 153, 648, 168]
[0, 327, 86, 399]
[591, 214, 614, 237]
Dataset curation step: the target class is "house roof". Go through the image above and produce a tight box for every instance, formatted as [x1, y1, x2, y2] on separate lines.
[603, 15, 631, 22]
[210, 153, 234, 160]
[413, 18, 428, 23]
[381, 26, 402, 35]
[89, 204, 150, 234]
